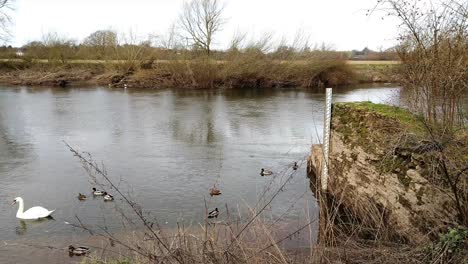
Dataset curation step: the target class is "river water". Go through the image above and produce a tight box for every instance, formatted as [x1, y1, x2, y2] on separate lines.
[0, 84, 400, 263]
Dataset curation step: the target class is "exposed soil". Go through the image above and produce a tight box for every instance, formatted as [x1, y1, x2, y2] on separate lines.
[0, 61, 399, 89]
[307, 102, 467, 263]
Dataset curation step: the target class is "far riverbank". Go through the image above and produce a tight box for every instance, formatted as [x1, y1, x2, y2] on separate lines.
[0, 60, 399, 89]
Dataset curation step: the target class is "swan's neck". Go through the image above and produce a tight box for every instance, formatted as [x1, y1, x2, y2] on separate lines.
[16, 199, 24, 217]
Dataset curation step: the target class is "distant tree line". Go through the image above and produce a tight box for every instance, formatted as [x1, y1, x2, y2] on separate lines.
[0, 0, 398, 64]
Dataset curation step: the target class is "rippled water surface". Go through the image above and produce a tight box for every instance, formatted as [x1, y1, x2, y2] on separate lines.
[0, 84, 400, 263]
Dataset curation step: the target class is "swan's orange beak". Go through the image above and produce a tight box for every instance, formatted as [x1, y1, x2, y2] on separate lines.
[10, 200, 16, 205]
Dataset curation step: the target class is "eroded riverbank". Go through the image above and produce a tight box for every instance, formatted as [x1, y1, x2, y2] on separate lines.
[307, 102, 468, 263]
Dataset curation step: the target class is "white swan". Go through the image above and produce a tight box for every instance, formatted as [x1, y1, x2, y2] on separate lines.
[11, 197, 55, 220]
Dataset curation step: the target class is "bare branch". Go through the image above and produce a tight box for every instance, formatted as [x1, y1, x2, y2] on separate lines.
[178, 0, 225, 55]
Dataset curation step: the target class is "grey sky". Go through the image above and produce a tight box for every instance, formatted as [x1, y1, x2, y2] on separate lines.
[10, 0, 399, 50]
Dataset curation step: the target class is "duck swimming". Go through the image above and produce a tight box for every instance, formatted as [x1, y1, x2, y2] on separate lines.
[208, 208, 219, 218]
[103, 192, 114, 201]
[260, 168, 273, 176]
[78, 193, 87, 201]
[293, 162, 298, 170]
[11, 197, 55, 220]
[209, 185, 221, 196]
[68, 245, 90, 256]
[92, 188, 105, 196]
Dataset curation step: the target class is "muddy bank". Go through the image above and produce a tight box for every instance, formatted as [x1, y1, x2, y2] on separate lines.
[0, 61, 398, 89]
[0, 62, 112, 87]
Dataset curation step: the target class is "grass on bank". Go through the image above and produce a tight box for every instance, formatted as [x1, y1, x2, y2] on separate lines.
[336, 102, 422, 129]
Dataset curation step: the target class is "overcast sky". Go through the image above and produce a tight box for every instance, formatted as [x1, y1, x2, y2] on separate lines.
[10, 0, 399, 51]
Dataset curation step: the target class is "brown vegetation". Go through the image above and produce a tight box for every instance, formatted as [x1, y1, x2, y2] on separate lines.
[374, 0, 467, 129]
[308, 102, 468, 264]
[372, 0, 468, 229]
[0, 47, 362, 89]
[0, 0, 396, 90]
[0, 57, 357, 89]
[65, 142, 320, 264]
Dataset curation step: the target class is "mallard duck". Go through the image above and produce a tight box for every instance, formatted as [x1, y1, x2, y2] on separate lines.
[78, 193, 87, 201]
[92, 187, 105, 196]
[260, 168, 273, 176]
[209, 185, 221, 196]
[208, 208, 219, 218]
[68, 245, 90, 256]
[293, 162, 298, 170]
[103, 192, 114, 201]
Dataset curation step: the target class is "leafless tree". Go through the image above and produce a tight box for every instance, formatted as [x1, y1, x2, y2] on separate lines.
[114, 29, 151, 72]
[154, 23, 185, 50]
[179, 0, 225, 55]
[83, 30, 117, 59]
[41, 32, 76, 63]
[373, 0, 468, 226]
[227, 30, 247, 52]
[0, 0, 13, 42]
[291, 27, 311, 53]
[83, 30, 117, 47]
[245, 32, 274, 54]
[374, 0, 468, 129]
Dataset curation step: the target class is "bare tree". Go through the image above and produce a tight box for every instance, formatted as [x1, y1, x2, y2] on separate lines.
[291, 27, 311, 53]
[245, 32, 274, 54]
[42, 32, 76, 63]
[83, 30, 117, 47]
[373, 0, 468, 226]
[114, 29, 151, 72]
[228, 30, 247, 52]
[155, 23, 184, 50]
[0, 0, 13, 42]
[374, 0, 468, 129]
[179, 0, 225, 55]
[83, 30, 117, 59]
[22, 41, 46, 59]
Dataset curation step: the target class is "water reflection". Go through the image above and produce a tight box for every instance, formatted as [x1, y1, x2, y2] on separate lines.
[0, 85, 400, 253]
[15, 217, 55, 236]
[15, 220, 27, 236]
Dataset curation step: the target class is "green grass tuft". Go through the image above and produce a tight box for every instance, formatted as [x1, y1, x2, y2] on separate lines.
[336, 102, 423, 131]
